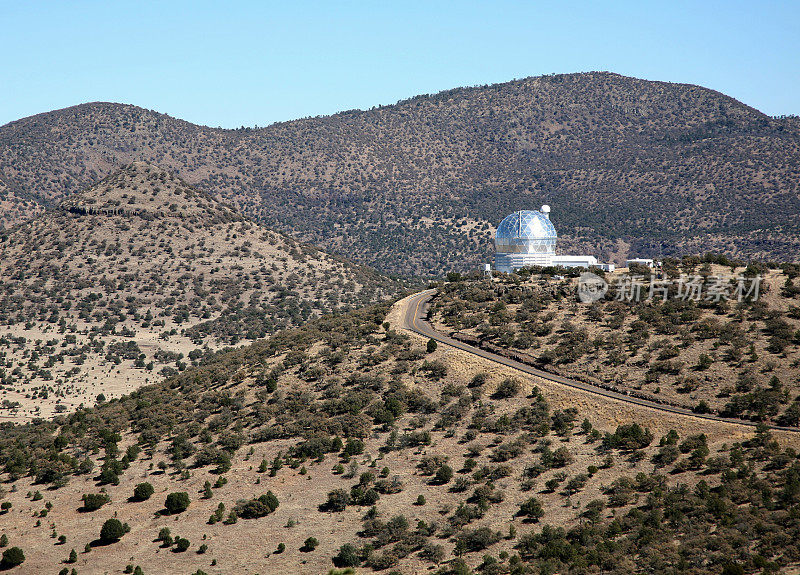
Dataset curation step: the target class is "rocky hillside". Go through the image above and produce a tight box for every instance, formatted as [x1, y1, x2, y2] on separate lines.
[1, 72, 799, 275]
[0, 162, 402, 421]
[0, 299, 797, 574]
[430, 258, 800, 426]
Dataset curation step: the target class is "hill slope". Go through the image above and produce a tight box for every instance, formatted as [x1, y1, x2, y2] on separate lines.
[0, 299, 797, 574]
[430, 259, 800, 427]
[1, 72, 799, 275]
[0, 162, 402, 420]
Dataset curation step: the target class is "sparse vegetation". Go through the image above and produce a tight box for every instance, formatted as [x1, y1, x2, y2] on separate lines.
[0, 268, 794, 574]
[432, 263, 800, 424]
[0, 163, 404, 422]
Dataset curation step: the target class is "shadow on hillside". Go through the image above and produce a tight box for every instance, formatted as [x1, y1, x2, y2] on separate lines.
[88, 538, 117, 548]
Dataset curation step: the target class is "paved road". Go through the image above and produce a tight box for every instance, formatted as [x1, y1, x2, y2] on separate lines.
[401, 289, 800, 433]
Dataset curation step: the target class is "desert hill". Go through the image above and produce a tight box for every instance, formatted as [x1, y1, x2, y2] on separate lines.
[60, 163, 238, 220]
[0, 297, 796, 574]
[0, 162, 402, 421]
[432, 258, 800, 427]
[1, 72, 799, 275]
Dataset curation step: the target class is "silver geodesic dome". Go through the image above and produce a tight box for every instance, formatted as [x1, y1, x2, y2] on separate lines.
[495, 208, 557, 254]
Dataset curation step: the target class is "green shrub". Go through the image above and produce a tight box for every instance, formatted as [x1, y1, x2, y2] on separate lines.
[334, 543, 360, 567]
[233, 492, 279, 519]
[175, 537, 190, 552]
[518, 497, 544, 521]
[693, 400, 712, 414]
[81, 493, 109, 511]
[433, 464, 453, 485]
[98, 466, 120, 485]
[343, 438, 364, 457]
[551, 446, 573, 468]
[602, 423, 653, 451]
[323, 489, 350, 512]
[99, 519, 126, 543]
[164, 492, 190, 514]
[469, 373, 488, 388]
[455, 527, 501, 553]
[545, 477, 561, 492]
[420, 360, 448, 380]
[132, 482, 154, 501]
[1, 546, 24, 567]
[302, 537, 318, 552]
[493, 378, 521, 398]
[696, 353, 713, 370]
[224, 511, 237, 524]
[722, 564, 745, 575]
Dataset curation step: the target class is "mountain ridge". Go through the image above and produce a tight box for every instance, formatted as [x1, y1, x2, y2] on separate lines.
[0, 71, 781, 132]
[2, 72, 799, 274]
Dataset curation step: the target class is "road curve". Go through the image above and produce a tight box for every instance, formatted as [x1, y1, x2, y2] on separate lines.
[401, 289, 800, 434]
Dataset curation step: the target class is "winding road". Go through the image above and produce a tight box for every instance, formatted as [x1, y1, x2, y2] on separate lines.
[401, 289, 800, 433]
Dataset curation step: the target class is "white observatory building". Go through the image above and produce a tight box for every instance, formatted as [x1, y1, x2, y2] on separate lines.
[494, 205, 614, 273]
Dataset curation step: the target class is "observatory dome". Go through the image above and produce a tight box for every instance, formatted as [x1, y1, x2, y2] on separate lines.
[495, 208, 557, 254]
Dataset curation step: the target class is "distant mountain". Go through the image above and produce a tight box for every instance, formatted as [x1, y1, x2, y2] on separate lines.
[1, 72, 799, 274]
[0, 162, 401, 420]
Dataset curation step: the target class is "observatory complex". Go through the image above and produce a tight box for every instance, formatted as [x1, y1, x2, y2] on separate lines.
[494, 205, 614, 273]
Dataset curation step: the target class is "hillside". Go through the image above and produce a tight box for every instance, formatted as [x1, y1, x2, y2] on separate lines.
[0, 162, 402, 421]
[430, 258, 800, 426]
[1, 72, 799, 276]
[0, 297, 797, 574]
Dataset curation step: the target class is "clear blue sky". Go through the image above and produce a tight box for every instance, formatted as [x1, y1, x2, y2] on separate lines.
[1, 1, 798, 128]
